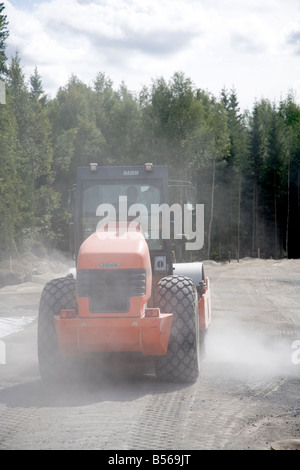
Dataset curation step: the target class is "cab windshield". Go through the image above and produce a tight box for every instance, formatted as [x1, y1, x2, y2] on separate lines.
[81, 180, 163, 250]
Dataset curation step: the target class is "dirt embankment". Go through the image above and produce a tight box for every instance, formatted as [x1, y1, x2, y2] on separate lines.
[0, 245, 73, 288]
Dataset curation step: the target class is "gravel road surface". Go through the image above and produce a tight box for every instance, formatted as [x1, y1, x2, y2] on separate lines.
[0, 258, 299, 450]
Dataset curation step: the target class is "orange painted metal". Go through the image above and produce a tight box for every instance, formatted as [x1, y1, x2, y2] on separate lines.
[54, 224, 211, 359]
[54, 316, 79, 356]
[198, 277, 211, 330]
[140, 314, 172, 355]
[77, 226, 151, 271]
[76, 296, 147, 319]
[76, 228, 152, 318]
[54, 312, 173, 357]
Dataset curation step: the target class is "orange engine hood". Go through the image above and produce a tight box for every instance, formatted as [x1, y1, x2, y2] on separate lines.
[77, 224, 151, 271]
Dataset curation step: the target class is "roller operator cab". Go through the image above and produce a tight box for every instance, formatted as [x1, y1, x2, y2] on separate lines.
[38, 163, 211, 383]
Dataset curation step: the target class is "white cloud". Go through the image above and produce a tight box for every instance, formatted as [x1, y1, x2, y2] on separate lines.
[5, 0, 300, 109]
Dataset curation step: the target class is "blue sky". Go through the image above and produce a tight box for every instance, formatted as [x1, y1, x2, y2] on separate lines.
[9, 1, 39, 8]
[8, 0, 49, 11]
[5, 0, 300, 110]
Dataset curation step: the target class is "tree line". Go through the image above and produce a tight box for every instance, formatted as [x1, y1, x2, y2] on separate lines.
[1, 4, 300, 261]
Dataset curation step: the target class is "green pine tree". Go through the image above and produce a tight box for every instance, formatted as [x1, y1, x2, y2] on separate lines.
[0, 2, 8, 76]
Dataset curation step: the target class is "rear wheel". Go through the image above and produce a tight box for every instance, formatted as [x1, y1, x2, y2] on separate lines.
[154, 275, 200, 383]
[38, 277, 81, 382]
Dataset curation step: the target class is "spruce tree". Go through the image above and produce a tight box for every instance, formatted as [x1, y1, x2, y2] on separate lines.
[0, 2, 8, 76]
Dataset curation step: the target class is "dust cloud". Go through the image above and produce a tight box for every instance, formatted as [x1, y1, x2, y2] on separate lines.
[203, 258, 300, 382]
[205, 322, 298, 380]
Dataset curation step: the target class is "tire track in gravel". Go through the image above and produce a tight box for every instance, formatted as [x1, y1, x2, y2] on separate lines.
[0, 259, 298, 450]
[0, 369, 261, 450]
[199, 260, 300, 448]
[125, 375, 264, 450]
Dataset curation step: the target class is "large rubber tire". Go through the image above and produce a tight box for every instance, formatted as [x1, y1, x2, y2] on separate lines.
[38, 277, 80, 382]
[154, 275, 200, 383]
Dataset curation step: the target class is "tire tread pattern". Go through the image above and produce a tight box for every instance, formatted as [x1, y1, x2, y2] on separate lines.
[38, 277, 79, 382]
[154, 275, 200, 382]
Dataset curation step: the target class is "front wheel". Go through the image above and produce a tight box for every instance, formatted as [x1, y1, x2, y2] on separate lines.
[38, 277, 81, 382]
[154, 275, 200, 383]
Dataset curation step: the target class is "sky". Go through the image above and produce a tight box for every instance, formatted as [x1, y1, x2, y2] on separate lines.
[4, 0, 300, 111]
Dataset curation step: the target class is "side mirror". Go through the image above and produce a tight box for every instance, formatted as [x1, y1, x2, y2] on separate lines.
[185, 187, 196, 211]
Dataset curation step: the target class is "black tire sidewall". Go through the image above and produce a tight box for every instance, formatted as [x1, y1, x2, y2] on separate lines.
[154, 275, 200, 382]
[38, 277, 77, 382]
